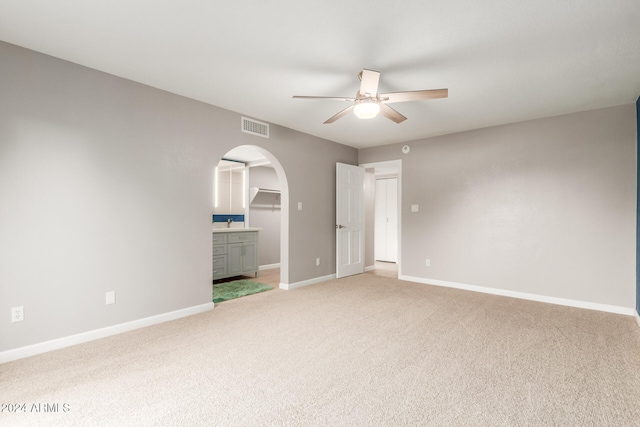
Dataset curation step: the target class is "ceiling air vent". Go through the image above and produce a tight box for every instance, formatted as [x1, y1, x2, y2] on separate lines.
[241, 117, 269, 138]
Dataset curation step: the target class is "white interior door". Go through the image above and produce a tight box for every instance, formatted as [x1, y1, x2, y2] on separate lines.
[336, 162, 364, 278]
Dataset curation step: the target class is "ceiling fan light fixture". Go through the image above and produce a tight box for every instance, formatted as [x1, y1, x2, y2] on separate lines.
[353, 98, 380, 119]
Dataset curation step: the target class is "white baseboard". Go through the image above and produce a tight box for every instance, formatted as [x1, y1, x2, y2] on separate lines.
[259, 263, 280, 271]
[635, 311, 640, 328]
[0, 302, 214, 365]
[280, 273, 336, 290]
[364, 265, 375, 272]
[400, 275, 637, 317]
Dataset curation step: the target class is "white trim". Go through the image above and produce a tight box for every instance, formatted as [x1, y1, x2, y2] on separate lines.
[635, 311, 640, 328]
[0, 302, 214, 364]
[400, 275, 637, 316]
[259, 263, 280, 271]
[364, 265, 375, 272]
[280, 274, 336, 290]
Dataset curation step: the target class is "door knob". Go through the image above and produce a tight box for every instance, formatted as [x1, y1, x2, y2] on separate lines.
[335, 224, 346, 229]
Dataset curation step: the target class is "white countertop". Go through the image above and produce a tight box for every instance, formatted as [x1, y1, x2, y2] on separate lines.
[212, 227, 261, 233]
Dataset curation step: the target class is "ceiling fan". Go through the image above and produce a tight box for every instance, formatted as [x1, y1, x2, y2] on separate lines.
[293, 69, 448, 124]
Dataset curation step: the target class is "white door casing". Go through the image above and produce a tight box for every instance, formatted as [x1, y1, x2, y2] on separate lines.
[336, 162, 365, 278]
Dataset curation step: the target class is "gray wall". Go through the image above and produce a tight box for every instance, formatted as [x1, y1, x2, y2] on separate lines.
[248, 166, 280, 267]
[0, 41, 357, 351]
[359, 104, 636, 308]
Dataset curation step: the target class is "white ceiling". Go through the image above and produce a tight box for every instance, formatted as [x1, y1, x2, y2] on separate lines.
[224, 146, 268, 164]
[1, 1, 639, 149]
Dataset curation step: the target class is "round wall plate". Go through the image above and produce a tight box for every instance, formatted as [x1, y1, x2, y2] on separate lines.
[402, 145, 411, 154]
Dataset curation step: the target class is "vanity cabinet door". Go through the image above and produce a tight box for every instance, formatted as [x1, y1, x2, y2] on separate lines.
[228, 243, 245, 276]
[228, 240, 258, 275]
[242, 242, 258, 273]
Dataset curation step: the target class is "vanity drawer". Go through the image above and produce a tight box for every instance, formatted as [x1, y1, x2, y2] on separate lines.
[213, 255, 227, 279]
[212, 233, 227, 245]
[212, 244, 227, 256]
[228, 232, 257, 243]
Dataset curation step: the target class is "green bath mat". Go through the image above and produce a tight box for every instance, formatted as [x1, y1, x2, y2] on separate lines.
[212, 279, 273, 303]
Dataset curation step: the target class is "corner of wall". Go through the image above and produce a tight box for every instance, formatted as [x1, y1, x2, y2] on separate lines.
[636, 95, 640, 316]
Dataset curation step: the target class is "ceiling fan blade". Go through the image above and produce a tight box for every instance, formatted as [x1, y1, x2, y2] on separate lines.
[293, 96, 355, 102]
[359, 69, 380, 97]
[380, 88, 448, 103]
[324, 105, 355, 124]
[379, 103, 407, 124]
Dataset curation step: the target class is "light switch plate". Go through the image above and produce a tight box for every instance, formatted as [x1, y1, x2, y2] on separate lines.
[411, 204, 419, 212]
[298, 202, 302, 210]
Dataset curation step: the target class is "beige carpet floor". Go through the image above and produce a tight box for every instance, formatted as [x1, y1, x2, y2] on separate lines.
[1, 273, 640, 426]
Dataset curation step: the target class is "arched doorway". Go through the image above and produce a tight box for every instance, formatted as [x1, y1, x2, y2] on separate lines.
[213, 145, 289, 286]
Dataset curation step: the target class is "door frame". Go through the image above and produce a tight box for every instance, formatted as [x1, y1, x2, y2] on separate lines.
[359, 160, 402, 277]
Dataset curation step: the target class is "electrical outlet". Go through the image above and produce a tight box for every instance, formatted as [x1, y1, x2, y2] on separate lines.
[11, 306, 24, 323]
[425, 259, 431, 267]
[106, 291, 116, 305]
[316, 258, 320, 266]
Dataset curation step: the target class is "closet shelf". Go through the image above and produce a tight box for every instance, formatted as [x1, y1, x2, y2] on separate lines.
[249, 187, 281, 208]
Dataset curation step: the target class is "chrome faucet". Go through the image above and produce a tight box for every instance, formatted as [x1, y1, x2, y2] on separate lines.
[227, 218, 233, 228]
